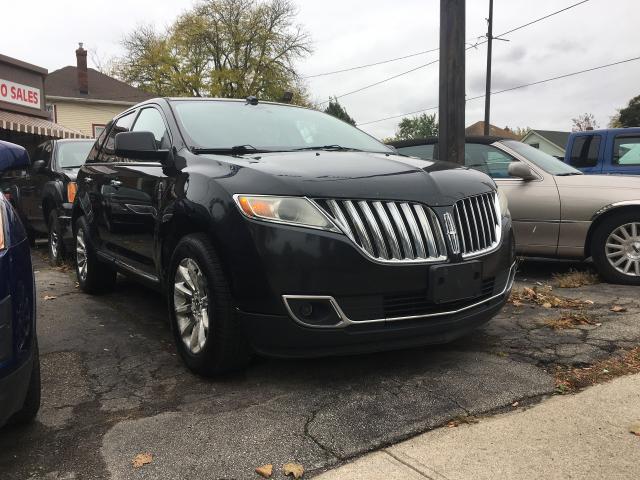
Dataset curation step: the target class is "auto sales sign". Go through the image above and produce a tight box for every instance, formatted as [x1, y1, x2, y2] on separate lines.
[0, 78, 41, 109]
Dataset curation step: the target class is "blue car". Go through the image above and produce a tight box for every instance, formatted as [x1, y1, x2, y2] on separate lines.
[0, 140, 40, 427]
[564, 128, 640, 175]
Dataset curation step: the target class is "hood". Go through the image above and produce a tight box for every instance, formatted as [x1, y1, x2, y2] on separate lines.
[201, 150, 496, 205]
[60, 167, 80, 182]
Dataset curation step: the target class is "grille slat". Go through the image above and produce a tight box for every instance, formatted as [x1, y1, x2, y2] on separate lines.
[453, 192, 502, 258]
[317, 198, 446, 263]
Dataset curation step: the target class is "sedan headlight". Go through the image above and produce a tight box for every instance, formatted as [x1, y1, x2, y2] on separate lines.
[497, 188, 509, 216]
[234, 195, 340, 232]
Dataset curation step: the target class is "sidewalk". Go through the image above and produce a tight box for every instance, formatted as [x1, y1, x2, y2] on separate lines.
[316, 374, 640, 480]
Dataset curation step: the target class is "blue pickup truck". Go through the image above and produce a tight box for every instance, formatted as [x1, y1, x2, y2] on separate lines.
[563, 128, 640, 174]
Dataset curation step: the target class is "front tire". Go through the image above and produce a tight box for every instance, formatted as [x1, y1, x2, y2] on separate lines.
[75, 216, 117, 294]
[48, 210, 65, 266]
[592, 211, 640, 285]
[168, 234, 250, 376]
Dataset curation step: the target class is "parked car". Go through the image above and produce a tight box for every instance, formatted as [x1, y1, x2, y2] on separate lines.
[0, 141, 40, 427]
[389, 136, 640, 285]
[72, 98, 515, 376]
[0, 139, 94, 265]
[563, 128, 640, 174]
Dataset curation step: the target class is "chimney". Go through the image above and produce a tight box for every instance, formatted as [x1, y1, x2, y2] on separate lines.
[76, 42, 88, 94]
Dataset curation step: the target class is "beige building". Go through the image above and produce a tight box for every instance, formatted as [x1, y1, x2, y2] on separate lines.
[45, 44, 152, 138]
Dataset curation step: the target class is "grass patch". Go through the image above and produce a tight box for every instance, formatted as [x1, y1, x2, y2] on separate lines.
[555, 347, 640, 394]
[544, 311, 597, 330]
[553, 269, 600, 288]
[508, 285, 591, 309]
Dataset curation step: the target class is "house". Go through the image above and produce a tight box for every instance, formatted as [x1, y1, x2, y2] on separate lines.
[0, 53, 86, 153]
[521, 130, 571, 157]
[464, 121, 520, 139]
[45, 44, 153, 138]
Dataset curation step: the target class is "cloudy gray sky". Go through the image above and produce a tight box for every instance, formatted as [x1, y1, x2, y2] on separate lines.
[3, 0, 639, 139]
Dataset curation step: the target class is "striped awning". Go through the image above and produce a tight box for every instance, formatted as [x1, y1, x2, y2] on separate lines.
[0, 110, 88, 139]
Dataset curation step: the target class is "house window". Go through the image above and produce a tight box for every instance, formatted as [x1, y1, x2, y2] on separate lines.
[92, 124, 106, 138]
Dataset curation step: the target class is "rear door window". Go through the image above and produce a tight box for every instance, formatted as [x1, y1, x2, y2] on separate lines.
[569, 135, 601, 168]
[464, 144, 517, 179]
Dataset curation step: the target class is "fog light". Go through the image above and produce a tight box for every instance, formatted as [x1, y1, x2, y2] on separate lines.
[299, 303, 313, 317]
[284, 297, 342, 326]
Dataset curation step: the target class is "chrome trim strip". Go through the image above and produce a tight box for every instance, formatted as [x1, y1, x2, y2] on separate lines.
[327, 199, 355, 240]
[414, 204, 438, 257]
[474, 197, 487, 248]
[453, 204, 467, 253]
[359, 201, 389, 259]
[401, 203, 427, 258]
[459, 192, 503, 259]
[373, 201, 402, 259]
[282, 261, 517, 329]
[387, 202, 414, 259]
[592, 200, 640, 221]
[344, 200, 374, 256]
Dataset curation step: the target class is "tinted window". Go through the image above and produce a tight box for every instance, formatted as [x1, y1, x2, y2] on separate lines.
[86, 122, 111, 163]
[100, 111, 137, 162]
[464, 144, 517, 178]
[172, 100, 390, 153]
[132, 108, 171, 149]
[396, 144, 435, 159]
[569, 135, 600, 168]
[56, 141, 93, 168]
[613, 136, 640, 165]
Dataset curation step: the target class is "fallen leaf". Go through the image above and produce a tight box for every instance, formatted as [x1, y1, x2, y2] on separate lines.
[584, 300, 594, 305]
[512, 300, 523, 307]
[283, 462, 304, 479]
[43, 295, 57, 301]
[132, 452, 153, 468]
[255, 464, 273, 478]
[630, 421, 640, 436]
[542, 302, 552, 309]
[512, 401, 519, 407]
[611, 305, 627, 313]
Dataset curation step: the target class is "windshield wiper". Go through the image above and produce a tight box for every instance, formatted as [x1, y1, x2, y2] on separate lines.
[291, 145, 363, 152]
[192, 145, 269, 155]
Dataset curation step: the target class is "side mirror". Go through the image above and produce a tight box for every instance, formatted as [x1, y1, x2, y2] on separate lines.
[508, 162, 537, 181]
[115, 131, 168, 161]
[32, 160, 46, 172]
[0, 142, 31, 176]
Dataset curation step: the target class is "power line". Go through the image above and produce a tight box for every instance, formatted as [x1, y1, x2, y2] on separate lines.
[316, 0, 592, 105]
[356, 55, 640, 126]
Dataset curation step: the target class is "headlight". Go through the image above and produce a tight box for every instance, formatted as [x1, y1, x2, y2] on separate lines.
[497, 188, 509, 216]
[234, 195, 340, 232]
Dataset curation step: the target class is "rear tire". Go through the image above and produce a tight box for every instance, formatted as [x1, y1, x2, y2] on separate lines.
[8, 344, 41, 425]
[48, 210, 65, 266]
[75, 216, 117, 294]
[591, 211, 640, 285]
[168, 234, 250, 376]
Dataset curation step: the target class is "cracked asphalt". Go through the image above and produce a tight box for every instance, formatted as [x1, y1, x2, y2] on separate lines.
[1, 248, 639, 480]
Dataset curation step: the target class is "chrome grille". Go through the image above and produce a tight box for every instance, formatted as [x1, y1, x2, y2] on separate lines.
[315, 199, 447, 263]
[452, 192, 502, 258]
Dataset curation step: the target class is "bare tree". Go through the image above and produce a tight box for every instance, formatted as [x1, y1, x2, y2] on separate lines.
[571, 113, 599, 132]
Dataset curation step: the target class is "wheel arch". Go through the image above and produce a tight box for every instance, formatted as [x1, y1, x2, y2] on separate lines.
[585, 203, 640, 258]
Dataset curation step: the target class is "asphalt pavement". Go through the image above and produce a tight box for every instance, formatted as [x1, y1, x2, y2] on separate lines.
[0, 249, 638, 479]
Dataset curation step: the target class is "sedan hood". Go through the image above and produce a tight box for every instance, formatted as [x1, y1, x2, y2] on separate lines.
[203, 150, 495, 205]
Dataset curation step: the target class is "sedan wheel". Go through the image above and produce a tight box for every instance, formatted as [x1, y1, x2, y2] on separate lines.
[76, 228, 88, 282]
[605, 222, 640, 276]
[173, 258, 209, 355]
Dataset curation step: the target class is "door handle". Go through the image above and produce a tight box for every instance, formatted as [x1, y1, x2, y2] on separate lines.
[110, 180, 122, 187]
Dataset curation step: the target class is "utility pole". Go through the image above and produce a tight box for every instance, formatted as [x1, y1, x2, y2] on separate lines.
[483, 0, 494, 135]
[438, 0, 466, 165]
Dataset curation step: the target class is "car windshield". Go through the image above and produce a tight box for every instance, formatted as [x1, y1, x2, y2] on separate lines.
[57, 141, 93, 168]
[171, 100, 392, 153]
[502, 140, 581, 175]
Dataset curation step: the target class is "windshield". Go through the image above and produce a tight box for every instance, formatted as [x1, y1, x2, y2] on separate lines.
[57, 141, 93, 168]
[171, 100, 391, 153]
[502, 140, 581, 175]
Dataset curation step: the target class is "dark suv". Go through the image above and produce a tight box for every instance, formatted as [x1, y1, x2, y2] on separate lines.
[1, 139, 94, 265]
[73, 98, 516, 376]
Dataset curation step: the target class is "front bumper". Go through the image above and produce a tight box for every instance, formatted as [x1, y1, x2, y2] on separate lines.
[0, 343, 34, 427]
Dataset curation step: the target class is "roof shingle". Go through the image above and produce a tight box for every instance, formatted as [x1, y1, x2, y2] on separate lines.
[45, 66, 153, 103]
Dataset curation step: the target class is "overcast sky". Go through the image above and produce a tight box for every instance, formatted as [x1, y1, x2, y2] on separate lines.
[3, 0, 639, 139]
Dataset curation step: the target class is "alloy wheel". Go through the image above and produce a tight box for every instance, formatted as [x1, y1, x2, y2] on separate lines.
[605, 222, 640, 276]
[173, 258, 209, 355]
[76, 229, 88, 281]
[50, 229, 59, 260]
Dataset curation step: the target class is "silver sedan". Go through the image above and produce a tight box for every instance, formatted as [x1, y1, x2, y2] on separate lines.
[391, 137, 640, 285]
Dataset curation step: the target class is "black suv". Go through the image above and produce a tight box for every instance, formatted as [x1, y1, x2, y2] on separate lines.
[73, 98, 516, 376]
[0, 139, 93, 265]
